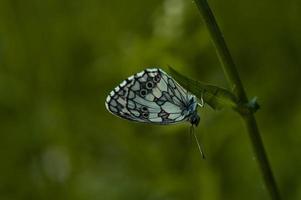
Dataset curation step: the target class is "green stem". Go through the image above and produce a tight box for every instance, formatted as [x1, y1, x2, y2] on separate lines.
[193, 0, 281, 199]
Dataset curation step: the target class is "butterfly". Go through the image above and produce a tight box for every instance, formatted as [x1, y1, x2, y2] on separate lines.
[105, 68, 205, 158]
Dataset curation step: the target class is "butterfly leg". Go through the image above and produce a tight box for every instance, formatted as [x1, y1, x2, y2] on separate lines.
[197, 91, 205, 107]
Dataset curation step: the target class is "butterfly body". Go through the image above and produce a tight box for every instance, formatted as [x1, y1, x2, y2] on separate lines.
[105, 68, 200, 126]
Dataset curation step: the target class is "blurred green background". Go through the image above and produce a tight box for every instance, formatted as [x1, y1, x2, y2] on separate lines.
[0, 0, 301, 199]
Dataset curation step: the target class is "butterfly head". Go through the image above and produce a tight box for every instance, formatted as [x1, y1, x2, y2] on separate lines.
[189, 110, 200, 126]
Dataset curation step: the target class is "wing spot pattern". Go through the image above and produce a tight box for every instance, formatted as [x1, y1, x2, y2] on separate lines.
[105, 68, 198, 124]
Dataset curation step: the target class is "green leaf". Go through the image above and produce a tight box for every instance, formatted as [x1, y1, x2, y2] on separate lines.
[168, 67, 239, 110]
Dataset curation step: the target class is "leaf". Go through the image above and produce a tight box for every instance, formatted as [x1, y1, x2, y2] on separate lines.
[168, 67, 238, 110]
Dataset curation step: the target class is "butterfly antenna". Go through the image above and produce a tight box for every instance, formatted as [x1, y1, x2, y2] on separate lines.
[190, 126, 206, 159]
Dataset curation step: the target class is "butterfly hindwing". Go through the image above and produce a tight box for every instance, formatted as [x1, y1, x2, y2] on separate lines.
[105, 68, 194, 124]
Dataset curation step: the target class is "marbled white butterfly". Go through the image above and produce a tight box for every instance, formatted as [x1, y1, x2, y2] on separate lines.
[105, 68, 205, 158]
[105, 68, 202, 126]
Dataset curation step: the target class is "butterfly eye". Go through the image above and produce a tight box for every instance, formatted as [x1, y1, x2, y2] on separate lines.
[140, 89, 147, 97]
[146, 81, 154, 89]
[153, 75, 160, 83]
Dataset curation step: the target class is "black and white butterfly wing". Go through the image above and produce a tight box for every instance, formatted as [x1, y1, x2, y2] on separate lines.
[105, 68, 196, 124]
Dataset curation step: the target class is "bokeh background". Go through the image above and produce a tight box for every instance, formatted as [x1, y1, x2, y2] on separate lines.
[1, 0, 301, 199]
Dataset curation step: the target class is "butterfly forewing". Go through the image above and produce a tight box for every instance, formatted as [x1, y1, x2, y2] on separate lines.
[105, 68, 196, 124]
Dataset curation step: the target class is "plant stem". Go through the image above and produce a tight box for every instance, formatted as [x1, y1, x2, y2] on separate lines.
[193, 0, 281, 199]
